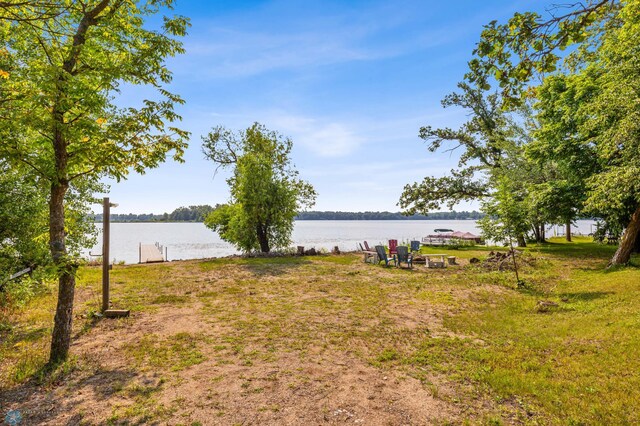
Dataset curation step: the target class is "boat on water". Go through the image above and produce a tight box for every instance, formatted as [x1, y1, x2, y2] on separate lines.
[421, 229, 484, 246]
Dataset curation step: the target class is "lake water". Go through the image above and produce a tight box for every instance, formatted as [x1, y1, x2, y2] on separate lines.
[87, 220, 597, 264]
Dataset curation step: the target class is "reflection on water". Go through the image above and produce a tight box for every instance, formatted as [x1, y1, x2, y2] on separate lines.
[87, 220, 596, 264]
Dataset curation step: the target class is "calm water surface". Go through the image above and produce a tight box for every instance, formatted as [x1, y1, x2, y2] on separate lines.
[88, 220, 596, 264]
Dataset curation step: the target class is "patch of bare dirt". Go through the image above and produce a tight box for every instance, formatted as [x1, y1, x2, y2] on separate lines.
[1, 307, 460, 425]
[0, 259, 475, 424]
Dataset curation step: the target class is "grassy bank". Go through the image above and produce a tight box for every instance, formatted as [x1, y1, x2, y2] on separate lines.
[0, 238, 638, 424]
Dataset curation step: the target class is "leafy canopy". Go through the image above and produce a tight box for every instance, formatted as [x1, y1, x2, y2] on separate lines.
[0, 0, 191, 363]
[0, 0, 191, 185]
[203, 123, 317, 253]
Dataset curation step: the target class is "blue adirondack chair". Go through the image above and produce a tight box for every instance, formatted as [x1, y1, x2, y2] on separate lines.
[410, 240, 420, 252]
[375, 245, 396, 267]
[396, 246, 413, 269]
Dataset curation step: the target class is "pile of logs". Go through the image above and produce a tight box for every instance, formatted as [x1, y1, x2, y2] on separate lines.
[481, 250, 529, 271]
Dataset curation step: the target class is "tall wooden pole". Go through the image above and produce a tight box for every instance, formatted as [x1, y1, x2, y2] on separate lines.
[102, 197, 110, 312]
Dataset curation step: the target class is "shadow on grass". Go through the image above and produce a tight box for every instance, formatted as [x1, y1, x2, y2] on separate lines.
[577, 256, 640, 273]
[238, 256, 313, 277]
[7, 326, 49, 344]
[559, 291, 615, 302]
[0, 363, 137, 425]
[73, 314, 103, 340]
[527, 240, 617, 259]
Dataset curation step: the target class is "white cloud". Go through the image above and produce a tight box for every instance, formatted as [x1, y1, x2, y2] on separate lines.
[268, 114, 362, 157]
[297, 122, 362, 157]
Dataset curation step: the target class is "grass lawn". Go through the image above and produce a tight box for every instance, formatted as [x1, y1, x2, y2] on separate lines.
[1, 237, 639, 424]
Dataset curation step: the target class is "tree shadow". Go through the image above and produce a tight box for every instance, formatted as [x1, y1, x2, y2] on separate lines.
[73, 314, 103, 340]
[527, 241, 617, 260]
[5, 326, 49, 343]
[578, 257, 640, 273]
[240, 256, 313, 277]
[0, 366, 138, 425]
[558, 291, 615, 302]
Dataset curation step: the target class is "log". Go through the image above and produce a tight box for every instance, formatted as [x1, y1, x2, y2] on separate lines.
[104, 309, 130, 318]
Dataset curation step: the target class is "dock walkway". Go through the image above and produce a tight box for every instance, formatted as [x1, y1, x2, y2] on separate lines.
[139, 242, 165, 263]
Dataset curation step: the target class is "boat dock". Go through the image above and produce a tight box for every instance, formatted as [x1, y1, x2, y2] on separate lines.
[139, 242, 166, 263]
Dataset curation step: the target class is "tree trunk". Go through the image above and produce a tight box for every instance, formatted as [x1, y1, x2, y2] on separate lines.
[566, 221, 572, 242]
[47, 2, 109, 365]
[532, 225, 541, 243]
[539, 224, 546, 243]
[256, 224, 270, 253]
[49, 180, 76, 364]
[517, 234, 527, 247]
[610, 205, 640, 266]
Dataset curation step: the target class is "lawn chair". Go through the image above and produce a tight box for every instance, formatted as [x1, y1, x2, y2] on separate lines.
[363, 241, 374, 251]
[396, 246, 412, 269]
[388, 239, 398, 256]
[410, 240, 420, 253]
[375, 245, 396, 267]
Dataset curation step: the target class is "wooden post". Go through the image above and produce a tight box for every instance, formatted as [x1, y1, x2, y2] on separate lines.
[165, 246, 168, 261]
[101, 197, 129, 318]
[507, 233, 521, 286]
[139, 242, 142, 264]
[102, 197, 110, 312]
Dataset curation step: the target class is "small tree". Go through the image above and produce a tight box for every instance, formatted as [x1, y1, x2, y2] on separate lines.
[202, 123, 317, 253]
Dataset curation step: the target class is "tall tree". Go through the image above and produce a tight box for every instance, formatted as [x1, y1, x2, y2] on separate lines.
[399, 75, 536, 245]
[528, 72, 601, 242]
[581, 1, 640, 264]
[202, 123, 317, 253]
[0, 1, 190, 364]
[472, 0, 639, 265]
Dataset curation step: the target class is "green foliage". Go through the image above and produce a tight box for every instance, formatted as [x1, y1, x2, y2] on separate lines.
[0, 160, 97, 282]
[408, 0, 640, 263]
[0, 273, 51, 310]
[528, 72, 602, 229]
[204, 203, 257, 251]
[0, 161, 49, 275]
[399, 78, 511, 215]
[167, 205, 216, 222]
[0, 1, 190, 183]
[203, 123, 316, 253]
[478, 177, 531, 245]
[94, 205, 218, 222]
[483, 0, 640, 262]
[400, 74, 542, 244]
[469, 1, 619, 105]
[0, 0, 191, 362]
[579, 2, 640, 227]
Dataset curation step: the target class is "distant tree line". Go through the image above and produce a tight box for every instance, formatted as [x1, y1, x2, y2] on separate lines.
[295, 211, 484, 220]
[93, 208, 484, 223]
[93, 205, 216, 223]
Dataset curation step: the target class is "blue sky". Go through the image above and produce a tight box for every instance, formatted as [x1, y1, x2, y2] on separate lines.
[105, 0, 542, 214]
